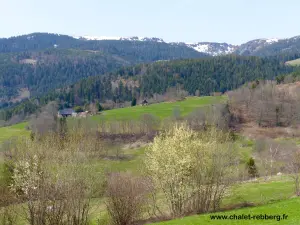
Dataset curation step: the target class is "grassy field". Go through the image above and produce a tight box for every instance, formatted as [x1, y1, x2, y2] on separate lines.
[3, 95, 300, 224]
[91, 96, 226, 121]
[1, 134, 299, 224]
[286, 58, 300, 66]
[0, 96, 226, 144]
[0, 122, 29, 145]
[153, 197, 300, 225]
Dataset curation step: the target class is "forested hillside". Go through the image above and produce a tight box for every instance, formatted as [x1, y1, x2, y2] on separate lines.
[0, 33, 208, 61]
[1, 55, 294, 122]
[0, 33, 209, 104]
[235, 36, 300, 57]
[0, 49, 130, 102]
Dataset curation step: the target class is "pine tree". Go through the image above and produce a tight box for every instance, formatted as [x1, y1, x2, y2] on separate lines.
[96, 100, 103, 112]
[131, 98, 137, 107]
[247, 157, 258, 178]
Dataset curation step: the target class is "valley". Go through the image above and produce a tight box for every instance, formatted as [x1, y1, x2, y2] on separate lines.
[1, 31, 300, 225]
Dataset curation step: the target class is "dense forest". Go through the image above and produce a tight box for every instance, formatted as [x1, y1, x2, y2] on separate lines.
[0, 34, 209, 103]
[0, 55, 294, 122]
[0, 49, 131, 101]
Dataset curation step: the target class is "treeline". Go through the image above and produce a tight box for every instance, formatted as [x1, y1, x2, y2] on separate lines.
[0, 55, 294, 122]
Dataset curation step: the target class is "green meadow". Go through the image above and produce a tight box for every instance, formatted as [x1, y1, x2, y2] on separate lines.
[0, 96, 226, 144]
[91, 96, 226, 121]
[286, 58, 300, 66]
[153, 197, 300, 225]
[0, 122, 30, 145]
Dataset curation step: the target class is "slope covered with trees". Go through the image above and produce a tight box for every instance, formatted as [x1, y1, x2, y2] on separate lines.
[0, 33, 209, 104]
[0, 49, 130, 102]
[0, 55, 294, 122]
[235, 36, 300, 57]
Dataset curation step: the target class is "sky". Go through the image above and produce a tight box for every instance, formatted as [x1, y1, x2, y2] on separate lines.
[1, 0, 300, 44]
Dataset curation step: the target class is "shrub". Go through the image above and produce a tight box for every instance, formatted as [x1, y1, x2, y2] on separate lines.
[106, 172, 152, 225]
[74, 106, 84, 113]
[6, 127, 104, 225]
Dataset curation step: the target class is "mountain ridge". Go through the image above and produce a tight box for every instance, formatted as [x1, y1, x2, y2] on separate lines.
[3, 32, 300, 57]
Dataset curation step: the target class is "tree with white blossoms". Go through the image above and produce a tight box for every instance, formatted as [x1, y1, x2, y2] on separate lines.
[145, 123, 238, 217]
[10, 154, 43, 197]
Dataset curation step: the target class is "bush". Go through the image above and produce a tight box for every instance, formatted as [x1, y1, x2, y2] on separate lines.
[74, 106, 84, 113]
[5, 127, 105, 225]
[106, 172, 152, 225]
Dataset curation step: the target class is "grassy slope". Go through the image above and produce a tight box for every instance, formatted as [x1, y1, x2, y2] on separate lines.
[153, 198, 300, 225]
[91, 96, 226, 121]
[0, 122, 29, 144]
[3, 95, 299, 224]
[0, 96, 225, 144]
[286, 58, 300, 66]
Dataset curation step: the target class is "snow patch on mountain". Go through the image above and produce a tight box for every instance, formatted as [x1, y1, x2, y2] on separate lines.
[74, 35, 164, 42]
[73, 36, 120, 40]
[265, 38, 279, 44]
[186, 43, 238, 56]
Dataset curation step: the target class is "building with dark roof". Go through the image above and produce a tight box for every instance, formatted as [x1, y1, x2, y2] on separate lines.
[57, 108, 76, 117]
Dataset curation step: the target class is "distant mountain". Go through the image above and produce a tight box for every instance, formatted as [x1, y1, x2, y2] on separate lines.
[0, 33, 208, 61]
[75, 35, 165, 42]
[4, 33, 300, 58]
[74, 36, 238, 56]
[70, 35, 300, 57]
[234, 38, 281, 55]
[236, 36, 300, 56]
[2, 32, 300, 108]
[75, 35, 300, 57]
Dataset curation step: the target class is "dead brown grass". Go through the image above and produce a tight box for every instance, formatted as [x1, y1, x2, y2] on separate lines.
[236, 122, 300, 139]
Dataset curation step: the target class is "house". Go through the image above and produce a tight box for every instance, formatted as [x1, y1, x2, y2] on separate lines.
[141, 99, 148, 106]
[57, 108, 77, 118]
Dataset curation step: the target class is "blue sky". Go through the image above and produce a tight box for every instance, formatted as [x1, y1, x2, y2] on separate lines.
[1, 0, 300, 44]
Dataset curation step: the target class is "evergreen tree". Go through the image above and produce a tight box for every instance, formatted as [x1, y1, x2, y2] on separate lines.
[131, 98, 137, 107]
[96, 100, 103, 112]
[74, 106, 84, 113]
[247, 157, 258, 178]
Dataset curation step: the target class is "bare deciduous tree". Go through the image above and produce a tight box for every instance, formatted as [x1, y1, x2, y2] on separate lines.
[228, 81, 300, 127]
[106, 172, 152, 225]
[29, 101, 58, 136]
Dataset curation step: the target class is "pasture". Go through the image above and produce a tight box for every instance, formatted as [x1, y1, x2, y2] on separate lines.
[0, 96, 226, 144]
[286, 58, 300, 66]
[91, 96, 226, 121]
[153, 196, 299, 225]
